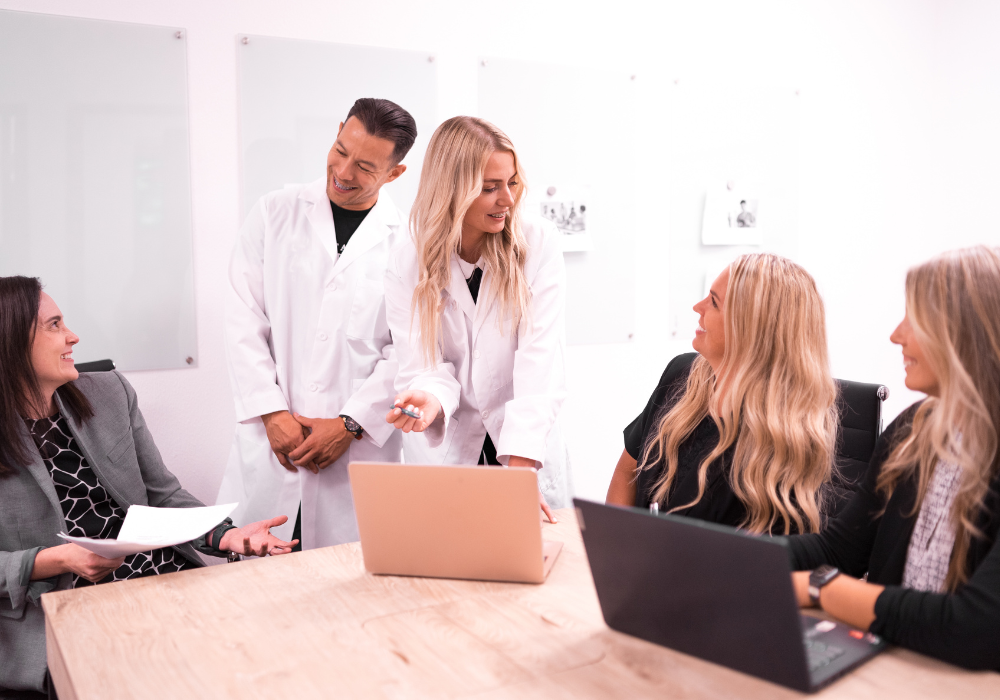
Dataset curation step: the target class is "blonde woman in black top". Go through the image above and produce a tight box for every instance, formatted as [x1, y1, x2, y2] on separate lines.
[788, 246, 1000, 670]
[607, 253, 838, 535]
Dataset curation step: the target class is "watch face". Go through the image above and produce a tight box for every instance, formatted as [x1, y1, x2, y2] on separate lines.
[811, 565, 839, 587]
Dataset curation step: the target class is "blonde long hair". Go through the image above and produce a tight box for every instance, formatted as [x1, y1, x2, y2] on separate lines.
[877, 246, 1000, 590]
[409, 117, 532, 364]
[640, 254, 837, 534]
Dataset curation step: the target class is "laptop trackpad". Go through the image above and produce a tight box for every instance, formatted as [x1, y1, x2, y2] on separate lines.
[542, 540, 564, 578]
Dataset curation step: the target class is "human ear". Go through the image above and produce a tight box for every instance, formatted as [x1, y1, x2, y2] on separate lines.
[384, 163, 407, 184]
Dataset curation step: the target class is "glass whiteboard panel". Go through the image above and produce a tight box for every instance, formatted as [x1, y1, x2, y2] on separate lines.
[0, 10, 196, 371]
[238, 36, 438, 217]
[478, 58, 637, 346]
[664, 84, 800, 342]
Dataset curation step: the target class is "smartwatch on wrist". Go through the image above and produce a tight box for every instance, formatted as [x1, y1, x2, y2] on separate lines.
[808, 564, 840, 606]
[340, 415, 364, 440]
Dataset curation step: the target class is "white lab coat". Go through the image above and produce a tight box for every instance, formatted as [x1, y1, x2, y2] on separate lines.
[217, 177, 403, 548]
[384, 217, 572, 507]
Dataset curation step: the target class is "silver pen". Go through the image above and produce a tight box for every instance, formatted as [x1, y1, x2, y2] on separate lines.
[390, 403, 422, 419]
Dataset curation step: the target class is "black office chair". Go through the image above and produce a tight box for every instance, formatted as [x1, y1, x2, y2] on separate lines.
[828, 378, 889, 514]
[75, 359, 116, 372]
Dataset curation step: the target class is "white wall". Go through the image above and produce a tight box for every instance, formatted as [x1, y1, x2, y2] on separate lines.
[3, 0, 998, 506]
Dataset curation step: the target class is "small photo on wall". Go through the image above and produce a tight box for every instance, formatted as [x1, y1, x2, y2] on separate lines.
[540, 190, 593, 252]
[729, 198, 758, 229]
[702, 185, 763, 245]
[541, 200, 587, 235]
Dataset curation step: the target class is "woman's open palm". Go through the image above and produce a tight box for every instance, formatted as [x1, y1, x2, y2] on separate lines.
[220, 515, 298, 557]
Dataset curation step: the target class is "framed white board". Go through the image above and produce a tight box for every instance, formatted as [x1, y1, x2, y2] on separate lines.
[478, 58, 637, 346]
[238, 36, 438, 217]
[0, 10, 197, 371]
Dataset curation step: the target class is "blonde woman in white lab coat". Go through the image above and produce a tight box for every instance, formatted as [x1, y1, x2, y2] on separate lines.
[384, 116, 570, 520]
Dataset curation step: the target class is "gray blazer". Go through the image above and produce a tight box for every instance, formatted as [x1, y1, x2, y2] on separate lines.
[0, 371, 211, 693]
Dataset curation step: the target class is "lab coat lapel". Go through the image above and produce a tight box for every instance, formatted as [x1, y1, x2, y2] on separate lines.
[302, 178, 339, 264]
[472, 266, 495, 344]
[332, 190, 399, 277]
[446, 254, 477, 322]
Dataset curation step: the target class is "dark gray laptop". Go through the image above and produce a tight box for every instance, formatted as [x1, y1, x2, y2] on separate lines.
[574, 498, 886, 693]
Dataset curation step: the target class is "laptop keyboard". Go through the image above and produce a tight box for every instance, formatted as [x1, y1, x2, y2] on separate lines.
[805, 639, 846, 672]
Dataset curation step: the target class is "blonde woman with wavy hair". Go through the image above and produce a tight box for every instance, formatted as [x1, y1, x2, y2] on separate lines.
[788, 246, 1000, 670]
[607, 253, 838, 535]
[383, 117, 569, 520]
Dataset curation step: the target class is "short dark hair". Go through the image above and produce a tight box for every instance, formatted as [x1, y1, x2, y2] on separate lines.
[0, 276, 92, 477]
[344, 98, 417, 165]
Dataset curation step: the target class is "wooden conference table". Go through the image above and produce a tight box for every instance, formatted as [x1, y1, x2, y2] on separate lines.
[43, 509, 1000, 699]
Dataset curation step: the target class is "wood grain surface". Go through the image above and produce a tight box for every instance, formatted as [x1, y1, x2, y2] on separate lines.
[42, 508, 1000, 699]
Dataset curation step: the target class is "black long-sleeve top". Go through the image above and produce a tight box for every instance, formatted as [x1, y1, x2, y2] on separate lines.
[786, 403, 1000, 670]
[624, 353, 748, 528]
[624, 352, 852, 532]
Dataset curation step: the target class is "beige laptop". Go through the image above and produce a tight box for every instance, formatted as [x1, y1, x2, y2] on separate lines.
[348, 462, 563, 584]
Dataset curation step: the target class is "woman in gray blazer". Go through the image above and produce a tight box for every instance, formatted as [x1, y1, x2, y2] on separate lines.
[0, 276, 298, 698]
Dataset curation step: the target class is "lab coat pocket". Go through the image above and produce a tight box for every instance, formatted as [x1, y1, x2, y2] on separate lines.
[346, 277, 384, 340]
[479, 322, 516, 387]
[442, 417, 462, 463]
[351, 377, 366, 399]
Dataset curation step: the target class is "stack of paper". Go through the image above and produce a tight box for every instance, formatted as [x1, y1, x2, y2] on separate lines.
[58, 503, 238, 559]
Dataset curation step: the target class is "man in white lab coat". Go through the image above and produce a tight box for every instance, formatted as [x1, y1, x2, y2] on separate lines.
[217, 98, 417, 549]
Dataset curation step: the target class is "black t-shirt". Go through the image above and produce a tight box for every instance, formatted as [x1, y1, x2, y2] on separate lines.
[330, 199, 374, 254]
[624, 352, 748, 528]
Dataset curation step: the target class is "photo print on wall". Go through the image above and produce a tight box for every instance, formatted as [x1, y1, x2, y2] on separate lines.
[542, 200, 586, 233]
[701, 182, 763, 245]
[541, 185, 593, 251]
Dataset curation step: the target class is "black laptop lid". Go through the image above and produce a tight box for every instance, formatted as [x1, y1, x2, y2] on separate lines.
[575, 499, 813, 692]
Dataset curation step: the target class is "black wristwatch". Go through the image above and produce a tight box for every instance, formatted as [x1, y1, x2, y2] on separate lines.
[340, 414, 364, 440]
[808, 564, 840, 606]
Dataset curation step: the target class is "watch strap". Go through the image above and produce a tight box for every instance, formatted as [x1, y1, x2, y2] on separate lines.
[808, 565, 840, 606]
[339, 414, 364, 440]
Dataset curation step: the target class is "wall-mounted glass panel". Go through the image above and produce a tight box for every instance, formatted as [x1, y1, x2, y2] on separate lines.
[238, 35, 438, 218]
[0, 10, 196, 371]
[664, 84, 800, 341]
[478, 58, 637, 346]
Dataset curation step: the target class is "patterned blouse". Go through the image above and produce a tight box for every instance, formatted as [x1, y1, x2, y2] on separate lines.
[902, 458, 963, 593]
[25, 414, 197, 587]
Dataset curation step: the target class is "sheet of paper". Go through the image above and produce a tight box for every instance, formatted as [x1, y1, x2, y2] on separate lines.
[58, 503, 238, 559]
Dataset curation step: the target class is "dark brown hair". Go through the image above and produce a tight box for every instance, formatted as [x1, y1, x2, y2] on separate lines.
[0, 276, 93, 476]
[344, 97, 417, 165]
